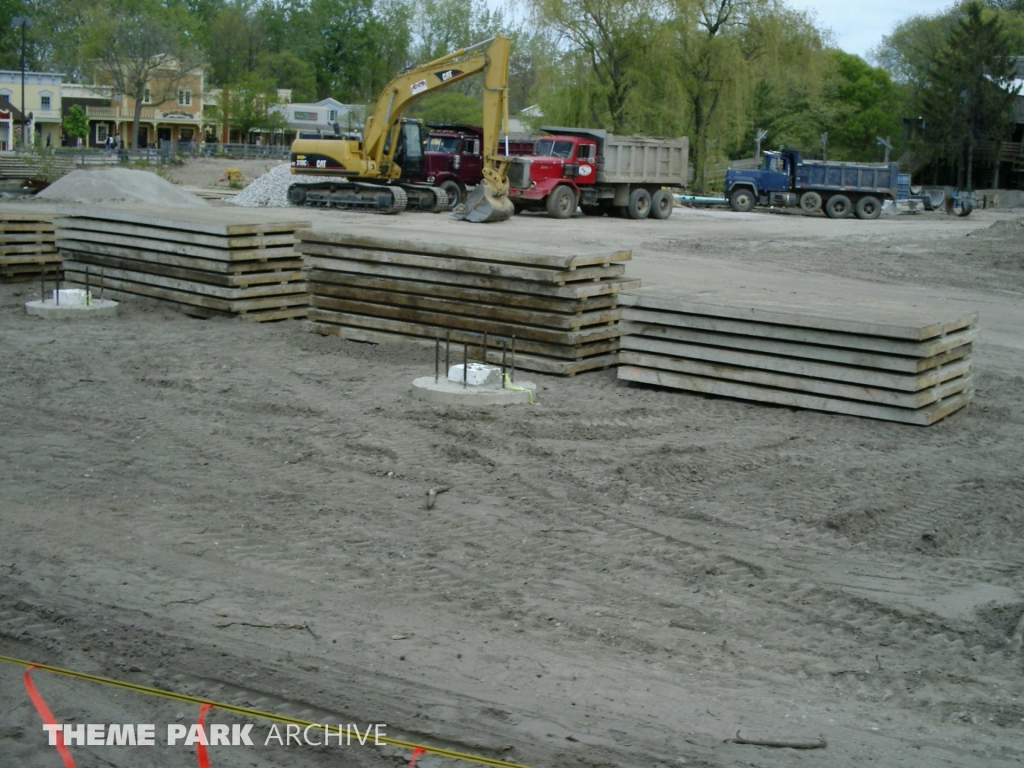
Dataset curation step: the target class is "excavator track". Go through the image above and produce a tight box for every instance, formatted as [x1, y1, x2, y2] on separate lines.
[288, 181, 408, 215]
[401, 184, 450, 213]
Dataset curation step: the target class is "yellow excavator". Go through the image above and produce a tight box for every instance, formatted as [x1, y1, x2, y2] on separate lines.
[288, 35, 514, 223]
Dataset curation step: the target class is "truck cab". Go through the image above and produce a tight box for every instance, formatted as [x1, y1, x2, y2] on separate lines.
[420, 125, 484, 208]
[507, 135, 599, 208]
[725, 150, 798, 212]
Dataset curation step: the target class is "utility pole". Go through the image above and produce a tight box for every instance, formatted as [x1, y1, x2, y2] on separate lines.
[820, 132, 828, 162]
[11, 16, 32, 147]
[876, 135, 892, 164]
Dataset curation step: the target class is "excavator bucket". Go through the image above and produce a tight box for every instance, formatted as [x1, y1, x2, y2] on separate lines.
[456, 180, 515, 223]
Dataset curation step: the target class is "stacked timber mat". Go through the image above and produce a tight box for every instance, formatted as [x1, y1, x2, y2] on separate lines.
[618, 286, 977, 425]
[57, 207, 312, 321]
[299, 228, 638, 376]
[0, 209, 59, 282]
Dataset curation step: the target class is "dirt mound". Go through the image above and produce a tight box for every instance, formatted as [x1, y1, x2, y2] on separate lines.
[978, 218, 1024, 238]
[37, 168, 208, 208]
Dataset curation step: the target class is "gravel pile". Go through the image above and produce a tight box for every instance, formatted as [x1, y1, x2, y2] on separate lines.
[229, 163, 358, 208]
[37, 168, 208, 208]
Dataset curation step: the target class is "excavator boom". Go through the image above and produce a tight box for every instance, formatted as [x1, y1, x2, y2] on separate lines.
[289, 35, 513, 222]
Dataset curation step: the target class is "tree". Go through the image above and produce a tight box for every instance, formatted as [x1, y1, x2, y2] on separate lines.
[85, 0, 203, 149]
[918, 1, 1021, 187]
[62, 104, 89, 156]
[213, 72, 288, 143]
[205, 1, 267, 86]
[821, 51, 902, 161]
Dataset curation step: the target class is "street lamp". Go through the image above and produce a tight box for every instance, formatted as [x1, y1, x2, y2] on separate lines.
[10, 16, 32, 147]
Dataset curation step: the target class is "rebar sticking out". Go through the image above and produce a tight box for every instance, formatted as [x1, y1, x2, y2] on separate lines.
[510, 336, 516, 382]
[435, 337, 440, 383]
[482, 332, 488, 365]
[501, 340, 507, 388]
[445, 330, 450, 375]
[463, 342, 468, 389]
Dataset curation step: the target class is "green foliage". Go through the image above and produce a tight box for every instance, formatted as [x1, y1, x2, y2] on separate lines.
[406, 89, 484, 124]
[820, 51, 902, 161]
[62, 104, 89, 141]
[213, 71, 289, 140]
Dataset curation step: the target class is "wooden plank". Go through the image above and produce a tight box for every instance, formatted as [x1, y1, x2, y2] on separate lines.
[617, 365, 973, 425]
[0, 223, 56, 233]
[621, 319, 977, 373]
[55, 206, 311, 237]
[299, 244, 625, 284]
[64, 270, 310, 314]
[0, 233, 55, 244]
[308, 322, 619, 376]
[75, 284, 306, 322]
[619, 335, 971, 392]
[63, 261, 306, 300]
[306, 270, 619, 314]
[53, 218, 294, 247]
[55, 230, 297, 263]
[620, 289, 977, 342]
[307, 310, 620, 360]
[0, 253, 61, 265]
[0, 243, 59, 256]
[303, 255, 638, 299]
[297, 228, 631, 269]
[61, 251, 303, 288]
[58, 240, 302, 274]
[621, 308, 977, 358]
[308, 296, 620, 346]
[620, 350, 972, 409]
[310, 284, 621, 330]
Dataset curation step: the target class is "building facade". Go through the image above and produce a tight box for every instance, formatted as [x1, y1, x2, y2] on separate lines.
[0, 70, 64, 149]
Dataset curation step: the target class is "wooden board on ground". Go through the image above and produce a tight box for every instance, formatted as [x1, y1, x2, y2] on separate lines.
[84, 284, 306, 322]
[308, 322, 619, 376]
[61, 251, 304, 289]
[617, 365, 973, 425]
[56, 206, 311, 238]
[58, 239, 303, 274]
[620, 287, 978, 341]
[297, 228, 631, 270]
[54, 226, 298, 260]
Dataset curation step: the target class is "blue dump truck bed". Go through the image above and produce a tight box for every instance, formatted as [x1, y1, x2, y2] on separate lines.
[795, 161, 898, 195]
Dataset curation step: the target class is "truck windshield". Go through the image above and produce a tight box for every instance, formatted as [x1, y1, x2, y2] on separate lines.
[536, 139, 575, 159]
[426, 136, 460, 153]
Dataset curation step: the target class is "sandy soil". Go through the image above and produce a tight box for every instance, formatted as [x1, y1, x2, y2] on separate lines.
[2, 194, 1024, 768]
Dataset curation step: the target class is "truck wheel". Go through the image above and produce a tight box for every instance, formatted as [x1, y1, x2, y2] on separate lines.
[798, 191, 821, 213]
[824, 194, 852, 219]
[288, 185, 307, 205]
[855, 195, 881, 220]
[729, 187, 755, 213]
[627, 188, 651, 219]
[546, 185, 577, 219]
[439, 179, 463, 210]
[650, 189, 673, 219]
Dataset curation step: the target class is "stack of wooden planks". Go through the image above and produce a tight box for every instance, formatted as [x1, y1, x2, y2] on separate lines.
[0, 209, 60, 282]
[617, 286, 977, 425]
[299, 228, 638, 375]
[57, 207, 312, 321]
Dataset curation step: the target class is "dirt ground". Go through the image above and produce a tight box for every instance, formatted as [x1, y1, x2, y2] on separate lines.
[2, 186, 1024, 768]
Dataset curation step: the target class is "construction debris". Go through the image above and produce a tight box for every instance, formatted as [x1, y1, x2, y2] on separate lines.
[617, 285, 976, 425]
[57, 206, 311, 322]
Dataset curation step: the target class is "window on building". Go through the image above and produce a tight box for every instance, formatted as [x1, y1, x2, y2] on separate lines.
[0, 89, 11, 101]
[328, 109, 338, 122]
[97, 124, 108, 141]
[143, 87, 151, 104]
[40, 95, 51, 109]
[178, 89, 191, 106]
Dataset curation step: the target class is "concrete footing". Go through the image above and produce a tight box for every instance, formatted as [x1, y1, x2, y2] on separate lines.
[25, 299, 119, 319]
[411, 376, 537, 405]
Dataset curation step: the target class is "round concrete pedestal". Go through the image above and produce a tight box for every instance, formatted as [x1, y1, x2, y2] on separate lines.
[25, 299, 119, 319]
[412, 376, 537, 405]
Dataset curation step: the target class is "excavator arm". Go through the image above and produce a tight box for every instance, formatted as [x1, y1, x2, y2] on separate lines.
[365, 35, 513, 222]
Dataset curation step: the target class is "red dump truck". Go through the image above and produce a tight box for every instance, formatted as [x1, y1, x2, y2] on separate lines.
[506, 126, 689, 220]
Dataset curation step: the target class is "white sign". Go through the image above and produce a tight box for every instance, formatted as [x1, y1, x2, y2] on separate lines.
[411, 79, 428, 95]
[578, 164, 592, 176]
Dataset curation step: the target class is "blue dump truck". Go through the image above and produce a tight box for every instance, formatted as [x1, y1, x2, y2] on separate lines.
[726, 149, 898, 220]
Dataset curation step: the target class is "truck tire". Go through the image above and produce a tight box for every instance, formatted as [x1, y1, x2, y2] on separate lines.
[650, 189, 673, 219]
[546, 185, 577, 219]
[729, 187, 755, 213]
[824, 194, 852, 219]
[627, 188, 651, 219]
[799, 191, 821, 213]
[855, 195, 881, 220]
[439, 179, 463, 210]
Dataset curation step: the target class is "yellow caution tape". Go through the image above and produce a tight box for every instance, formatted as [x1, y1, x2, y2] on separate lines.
[0, 654, 535, 768]
[502, 374, 537, 405]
